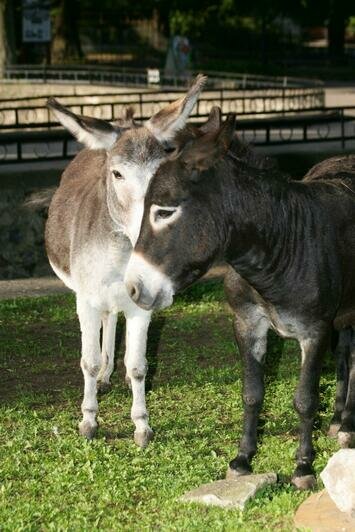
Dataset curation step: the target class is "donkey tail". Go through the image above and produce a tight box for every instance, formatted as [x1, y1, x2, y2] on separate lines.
[23, 187, 56, 211]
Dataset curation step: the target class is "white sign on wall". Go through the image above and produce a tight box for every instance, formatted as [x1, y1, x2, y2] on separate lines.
[22, 0, 51, 43]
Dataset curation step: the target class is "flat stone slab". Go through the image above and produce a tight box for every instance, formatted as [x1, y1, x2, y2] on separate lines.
[294, 489, 355, 532]
[180, 473, 277, 509]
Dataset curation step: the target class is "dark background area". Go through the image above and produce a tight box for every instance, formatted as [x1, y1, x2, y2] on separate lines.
[1, 0, 355, 79]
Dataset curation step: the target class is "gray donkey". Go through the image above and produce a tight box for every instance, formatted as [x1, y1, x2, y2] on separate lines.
[45, 75, 206, 447]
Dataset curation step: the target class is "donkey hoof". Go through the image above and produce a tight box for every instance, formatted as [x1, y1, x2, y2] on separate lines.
[134, 428, 154, 448]
[227, 456, 252, 477]
[328, 423, 341, 438]
[338, 431, 355, 448]
[97, 380, 112, 394]
[292, 474, 316, 490]
[125, 374, 132, 390]
[79, 421, 97, 440]
[225, 466, 250, 480]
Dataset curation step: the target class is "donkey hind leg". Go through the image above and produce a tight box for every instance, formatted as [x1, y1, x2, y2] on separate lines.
[97, 311, 118, 394]
[77, 298, 102, 439]
[328, 328, 351, 437]
[292, 331, 330, 490]
[228, 313, 268, 478]
[338, 327, 355, 448]
[124, 308, 153, 448]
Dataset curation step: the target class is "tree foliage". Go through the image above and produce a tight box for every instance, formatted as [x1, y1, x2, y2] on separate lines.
[1, 0, 355, 67]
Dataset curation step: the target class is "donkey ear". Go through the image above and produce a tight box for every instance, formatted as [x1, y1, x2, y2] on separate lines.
[217, 112, 237, 153]
[199, 106, 222, 134]
[146, 74, 207, 143]
[182, 113, 236, 174]
[47, 98, 120, 150]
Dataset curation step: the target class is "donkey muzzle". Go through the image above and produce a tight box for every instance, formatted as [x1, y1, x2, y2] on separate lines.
[124, 252, 174, 310]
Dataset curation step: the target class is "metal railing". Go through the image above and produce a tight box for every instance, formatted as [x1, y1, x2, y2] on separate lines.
[0, 89, 325, 130]
[0, 106, 354, 165]
[3, 65, 323, 90]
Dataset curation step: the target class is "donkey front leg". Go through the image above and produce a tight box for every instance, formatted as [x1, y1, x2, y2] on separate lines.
[328, 328, 351, 437]
[292, 331, 329, 490]
[77, 298, 102, 439]
[228, 314, 268, 477]
[97, 311, 118, 394]
[338, 327, 355, 448]
[124, 308, 153, 448]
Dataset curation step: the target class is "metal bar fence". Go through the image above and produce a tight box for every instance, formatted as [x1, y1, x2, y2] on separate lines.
[1, 106, 355, 165]
[3, 65, 323, 89]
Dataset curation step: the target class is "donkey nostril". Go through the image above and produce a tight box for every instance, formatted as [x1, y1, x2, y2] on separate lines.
[128, 281, 141, 302]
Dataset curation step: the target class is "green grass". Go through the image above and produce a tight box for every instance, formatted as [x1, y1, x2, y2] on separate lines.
[0, 281, 338, 530]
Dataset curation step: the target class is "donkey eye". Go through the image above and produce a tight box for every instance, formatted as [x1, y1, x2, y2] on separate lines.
[156, 209, 174, 220]
[150, 205, 181, 229]
[112, 170, 123, 179]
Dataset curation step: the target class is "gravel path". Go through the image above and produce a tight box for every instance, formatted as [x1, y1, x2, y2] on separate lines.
[0, 276, 69, 300]
[0, 266, 228, 300]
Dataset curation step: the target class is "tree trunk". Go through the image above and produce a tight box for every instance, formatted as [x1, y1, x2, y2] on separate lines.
[260, 15, 268, 65]
[327, 1, 348, 61]
[51, 0, 82, 65]
[0, 0, 7, 76]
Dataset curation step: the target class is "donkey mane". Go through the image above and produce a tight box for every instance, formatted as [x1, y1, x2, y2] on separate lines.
[112, 106, 137, 129]
[229, 135, 278, 172]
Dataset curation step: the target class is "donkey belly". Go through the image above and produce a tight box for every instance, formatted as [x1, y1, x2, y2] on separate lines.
[49, 259, 76, 292]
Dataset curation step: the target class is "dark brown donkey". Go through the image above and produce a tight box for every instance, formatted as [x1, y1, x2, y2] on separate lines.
[125, 114, 355, 488]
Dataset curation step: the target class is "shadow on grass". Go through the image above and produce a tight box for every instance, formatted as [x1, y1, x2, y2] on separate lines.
[0, 279, 337, 441]
[146, 316, 166, 392]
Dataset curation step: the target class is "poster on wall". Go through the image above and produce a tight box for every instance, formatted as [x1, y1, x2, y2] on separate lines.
[22, 0, 51, 43]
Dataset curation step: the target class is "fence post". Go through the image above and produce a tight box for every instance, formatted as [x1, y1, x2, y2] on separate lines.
[341, 109, 345, 150]
[17, 140, 21, 162]
[139, 93, 143, 118]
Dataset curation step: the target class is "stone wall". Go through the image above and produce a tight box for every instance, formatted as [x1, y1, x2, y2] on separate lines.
[0, 186, 53, 279]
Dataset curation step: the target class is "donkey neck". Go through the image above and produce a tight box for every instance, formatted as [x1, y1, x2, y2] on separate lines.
[218, 157, 336, 301]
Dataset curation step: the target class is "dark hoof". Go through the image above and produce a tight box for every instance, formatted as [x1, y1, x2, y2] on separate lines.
[228, 456, 252, 477]
[125, 374, 132, 390]
[79, 420, 97, 440]
[97, 380, 112, 394]
[338, 430, 355, 448]
[327, 423, 341, 438]
[134, 428, 154, 448]
[292, 474, 316, 490]
[225, 466, 251, 480]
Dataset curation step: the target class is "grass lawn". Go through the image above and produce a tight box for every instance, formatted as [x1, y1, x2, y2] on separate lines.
[0, 281, 339, 531]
